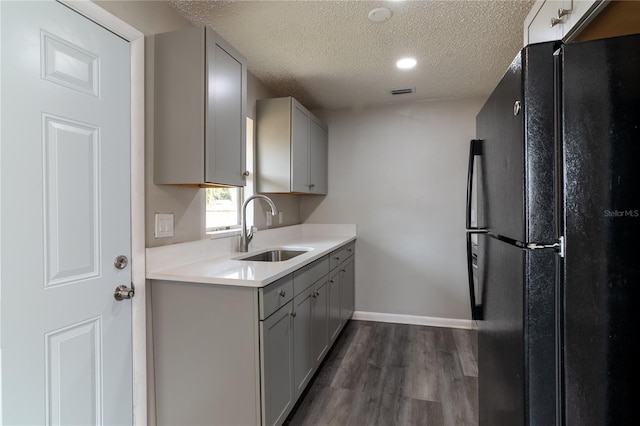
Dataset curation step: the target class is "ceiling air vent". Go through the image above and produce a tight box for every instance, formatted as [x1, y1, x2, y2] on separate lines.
[390, 87, 415, 95]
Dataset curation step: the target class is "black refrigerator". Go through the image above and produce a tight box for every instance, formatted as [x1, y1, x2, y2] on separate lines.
[466, 34, 639, 426]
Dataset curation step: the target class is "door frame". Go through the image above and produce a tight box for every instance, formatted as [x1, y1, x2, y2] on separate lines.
[56, 1, 146, 424]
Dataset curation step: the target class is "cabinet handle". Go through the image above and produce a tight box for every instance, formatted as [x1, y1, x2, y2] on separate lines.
[309, 183, 315, 189]
[557, 7, 571, 18]
[347, 248, 352, 253]
[243, 170, 250, 177]
[334, 256, 340, 261]
[329, 280, 334, 284]
[341, 269, 346, 273]
[279, 290, 286, 297]
[291, 311, 297, 317]
[312, 291, 320, 298]
[550, 17, 563, 27]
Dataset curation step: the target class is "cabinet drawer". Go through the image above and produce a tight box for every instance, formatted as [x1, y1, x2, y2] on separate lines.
[329, 242, 355, 271]
[259, 275, 294, 320]
[293, 256, 329, 294]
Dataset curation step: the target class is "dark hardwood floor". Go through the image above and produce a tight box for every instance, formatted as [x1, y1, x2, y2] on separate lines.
[284, 320, 478, 426]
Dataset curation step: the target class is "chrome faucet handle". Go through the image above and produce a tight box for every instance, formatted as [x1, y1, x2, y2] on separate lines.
[247, 226, 257, 242]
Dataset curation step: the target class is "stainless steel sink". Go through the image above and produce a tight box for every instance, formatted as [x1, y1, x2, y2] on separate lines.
[236, 249, 308, 262]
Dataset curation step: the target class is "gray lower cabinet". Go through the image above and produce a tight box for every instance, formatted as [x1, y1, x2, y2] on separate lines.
[151, 243, 355, 426]
[341, 256, 355, 322]
[261, 301, 295, 426]
[328, 241, 356, 343]
[151, 281, 261, 426]
[311, 278, 329, 366]
[292, 286, 314, 400]
[328, 270, 342, 343]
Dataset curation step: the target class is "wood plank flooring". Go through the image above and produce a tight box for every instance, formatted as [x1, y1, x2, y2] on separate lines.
[284, 320, 478, 426]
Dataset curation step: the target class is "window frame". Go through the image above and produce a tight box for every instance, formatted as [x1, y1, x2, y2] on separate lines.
[204, 117, 254, 236]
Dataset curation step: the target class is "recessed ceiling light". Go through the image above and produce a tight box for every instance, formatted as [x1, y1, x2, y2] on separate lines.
[368, 7, 392, 22]
[396, 57, 417, 69]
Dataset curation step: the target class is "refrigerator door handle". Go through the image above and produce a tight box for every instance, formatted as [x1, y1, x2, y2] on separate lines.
[466, 139, 484, 230]
[466, 230, 485, 320]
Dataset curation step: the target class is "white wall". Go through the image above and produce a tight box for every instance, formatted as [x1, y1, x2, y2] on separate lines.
[302, 97, 486, 320]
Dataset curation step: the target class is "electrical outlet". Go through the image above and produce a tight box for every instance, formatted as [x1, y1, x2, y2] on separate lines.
[155, 213, 174, 238]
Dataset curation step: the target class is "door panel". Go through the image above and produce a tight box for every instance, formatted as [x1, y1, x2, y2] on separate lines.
[1, 1, 132, 424]
[476, 52, 525, 241]
[476, 42, 556, 243]
[311, 280, 329, 366]
[293, 288, 313, 400]
[478, 233, 556, 426]
[206, 29, 246, 186]
[43, 115, 100, 286]
[561, 34, 640, 426]
[477, 234, 524, 426]
[309, 116, 327, 194]
[328, 269, 341, 343]
[291, 99, 310, 193]
[261, 303, 294, 426]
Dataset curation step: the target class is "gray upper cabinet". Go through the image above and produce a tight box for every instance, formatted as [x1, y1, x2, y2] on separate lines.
[256, 97, 328, 194]
[154, 26, 247, 186]
[309, 115, 329, 194]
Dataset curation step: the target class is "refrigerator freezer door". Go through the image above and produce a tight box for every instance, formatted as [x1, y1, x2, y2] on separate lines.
[476, 52, 525, 241]
[561, 34, 640, 426]
[475, 42, 556, 244]
[477, 234, 556, 426]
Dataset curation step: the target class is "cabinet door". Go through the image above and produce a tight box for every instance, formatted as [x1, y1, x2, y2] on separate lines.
[261, 303, 294, 426]
[525, 0, 563, 45]
[290, 98, 310, 193]
[328, 269, 342, 343]
[309, 115, 328, 194]
[205, 29, 247, 186]
[524, 0, 604, 45]
[340, 256, 355, 322]
[293, 287, 314, 400]
[311, 279, 329, 367]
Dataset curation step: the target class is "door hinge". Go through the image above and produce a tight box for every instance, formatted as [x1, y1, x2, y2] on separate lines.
[526, 236, 565, 257]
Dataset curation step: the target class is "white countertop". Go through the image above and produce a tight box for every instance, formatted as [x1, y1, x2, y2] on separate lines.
[146, 224, 356, 288]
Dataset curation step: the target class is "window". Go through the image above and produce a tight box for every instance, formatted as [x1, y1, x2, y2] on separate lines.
[205, 118, 254, 233]
[205, 187, 242, 232]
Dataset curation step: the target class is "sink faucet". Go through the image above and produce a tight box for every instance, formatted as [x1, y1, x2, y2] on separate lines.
[240, 195, 279, 252]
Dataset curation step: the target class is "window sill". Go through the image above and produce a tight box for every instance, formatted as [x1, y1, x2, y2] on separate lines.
[206, 228, 241, 240]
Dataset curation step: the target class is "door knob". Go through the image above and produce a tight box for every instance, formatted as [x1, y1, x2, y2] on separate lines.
[114, 255, 128, 269]
[114, 285, 135, 301]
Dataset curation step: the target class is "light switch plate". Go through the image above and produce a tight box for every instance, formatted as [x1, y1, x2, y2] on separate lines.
[155, 213, 174, 238]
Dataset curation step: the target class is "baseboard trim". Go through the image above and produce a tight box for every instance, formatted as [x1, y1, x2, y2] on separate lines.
[352, 311, 477, 330]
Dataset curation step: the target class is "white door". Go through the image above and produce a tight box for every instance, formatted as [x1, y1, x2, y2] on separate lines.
[0, 1, 133, 424]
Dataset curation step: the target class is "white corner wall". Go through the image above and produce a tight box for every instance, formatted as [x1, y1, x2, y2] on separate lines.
[302, 97, 486, 320]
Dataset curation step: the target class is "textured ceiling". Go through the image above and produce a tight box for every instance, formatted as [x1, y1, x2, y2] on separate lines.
[169, 0, 535, 110]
